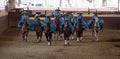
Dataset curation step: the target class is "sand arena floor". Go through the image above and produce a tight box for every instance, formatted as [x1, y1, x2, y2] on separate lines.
[0, 28, 120, 59]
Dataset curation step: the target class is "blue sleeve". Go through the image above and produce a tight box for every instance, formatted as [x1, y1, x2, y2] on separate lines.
[82, 21, 88, 30]
[18, 20, 23, 29]
[45, 17, 50, 23]
[68, 23, 74, 33]
[50, 23, 56, 33]
[40, 22, 46, 27]
[88, 20, 93, 29]
[99, 19, 104, 25]
[27, 20, 31, 29]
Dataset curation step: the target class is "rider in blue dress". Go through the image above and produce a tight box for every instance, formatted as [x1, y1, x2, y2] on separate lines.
[44, 15, 56, 33]
[18, 11, 31, 30]
[54, 7, 60, 17]
[31, 14, 45, 31]
[88, 13, 104, 30]
[62, 14, 74, 34]
[75, 13, 87, 30]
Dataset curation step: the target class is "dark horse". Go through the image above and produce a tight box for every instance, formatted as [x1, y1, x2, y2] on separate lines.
[35, 18, 44, 42]
[45, 22, 52, 46]
[76, 18, 84, 42]
[63, 20, 71, 46]
[54, 16, 61, 40]
[21, 19, 29, 42]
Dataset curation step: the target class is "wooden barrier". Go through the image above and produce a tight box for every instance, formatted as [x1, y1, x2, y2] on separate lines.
[0, 15, 8, 33]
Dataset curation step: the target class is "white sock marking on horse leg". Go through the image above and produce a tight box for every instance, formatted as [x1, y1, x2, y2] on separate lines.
[25, 36, 27, 39]
[58, 36, 61, 40]
[71, 35, 74, 39]
[65, 40, 67, 45]
[76, 37, 80, 42]
[96, 34, 99, 41]
[80, 37, 83, 41]
[48, 42, 50, 46]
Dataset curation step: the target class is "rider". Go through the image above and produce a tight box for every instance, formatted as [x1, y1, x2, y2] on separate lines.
[45, 15, 56, 33]
[18, 11, 30, 29]
[76, 13, 87, 30]
[54, 7, 60, 17]
[63, 14, 74, 34]
[31, 14, 45, 31]
[88, 13, 104, 30]
[45, 15, 50, 23]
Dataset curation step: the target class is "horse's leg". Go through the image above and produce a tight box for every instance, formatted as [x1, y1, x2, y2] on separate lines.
[47, 37, 51, 46]
[92, 29, 94, 37]
[76, 31, 80, 42]
[36, 32, 41, 42]
[56, 31, 60, 40]
[25, 31, 29, 42]
[64, 37, 69, 46]
[80, 30, 83, 41]
[22, 32, 25, 41]
[76, 37, 80, 42]
[70, 34, 74, 40]
[56, 32, 58, 40]
[53, 32, 56, 39]
[95, 30, 99, 42]
[45, 35, 50, 46]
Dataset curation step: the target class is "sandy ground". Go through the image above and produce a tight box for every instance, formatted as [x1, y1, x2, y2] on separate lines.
[0, 28, 120, 59]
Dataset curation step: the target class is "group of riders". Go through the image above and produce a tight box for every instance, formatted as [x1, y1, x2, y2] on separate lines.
[18, 9, 104, 46]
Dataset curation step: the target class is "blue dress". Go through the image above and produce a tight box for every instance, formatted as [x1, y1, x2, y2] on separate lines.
[54, 12, 60, 17]
[88, 15, 104, 30]
[18, 15, 30, 30]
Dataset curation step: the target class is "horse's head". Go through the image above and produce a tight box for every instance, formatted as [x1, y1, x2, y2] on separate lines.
[64, 20, 69, 27]
[23, 18, 27, 24]
[65, 20, 68, 24]
[36, 17, 40, 23]
[55, 16, 59, 21]
[22, 18, 28, 32]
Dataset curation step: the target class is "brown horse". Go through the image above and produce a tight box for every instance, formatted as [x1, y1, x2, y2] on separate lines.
[63, 20, 71, 46]
[91, 17, 100, 41]
[76, 18, 84, 42]
[21, 19, 29, 42]
[45, 22, 52, 46]
[35, 18, 43, 42]
[55, 16, 61, 40]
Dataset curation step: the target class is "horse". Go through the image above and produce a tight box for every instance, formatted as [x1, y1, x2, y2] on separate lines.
[76, 18, 84, 42]
[91, 17, 100, 41]
[21, 19, 29, 42]
[45, 22, 52, 46]
[34, 18, 44, 42]
[63, 20, 71, 46]
[54, 16, 61, 40]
